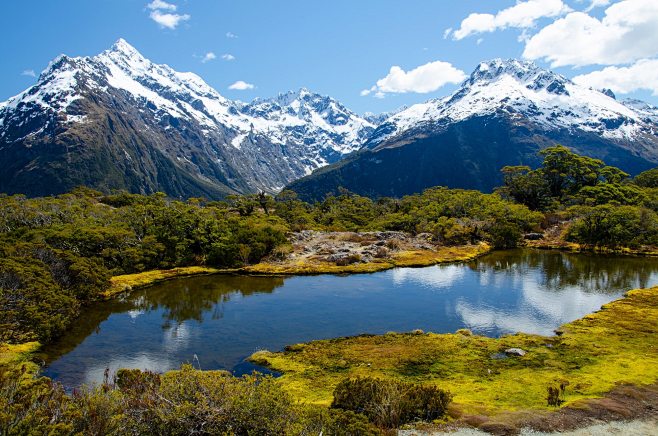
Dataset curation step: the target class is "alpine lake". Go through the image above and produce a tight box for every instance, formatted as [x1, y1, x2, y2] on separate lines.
[40, 249, 658, 388]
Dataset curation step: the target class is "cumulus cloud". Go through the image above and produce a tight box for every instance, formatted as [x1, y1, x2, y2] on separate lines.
[226, 32, 238, 39]
[228, 80, 254, 90]
[150, 10, 190, 29]
[221, 53, 236, 61]
[450, 0, 570, 40]
[361, 60, 466, 97]
[21, 69, 36, 77]
[147, 0, 176, 11]
[201, 52, 216, 63]
[523, 0, 658, 67]
[573, 59, 658, 95]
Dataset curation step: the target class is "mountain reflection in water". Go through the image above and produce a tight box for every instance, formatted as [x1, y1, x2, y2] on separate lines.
[41, 250, 658, 387]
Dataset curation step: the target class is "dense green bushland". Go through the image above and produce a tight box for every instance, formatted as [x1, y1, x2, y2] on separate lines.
[0, 364, 382, 435]
[496, 145, 658, 247]
[274, 187, 542, 248]
[1, 183, 542, 344]
[331, 376, 452, 428]
[0, 190, 288, 343]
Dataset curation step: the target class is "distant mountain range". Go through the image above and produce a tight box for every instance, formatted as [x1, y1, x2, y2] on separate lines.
[0, 39, 375, 198]
[289, 59, 658, 201]
[2, 41, 658, 200]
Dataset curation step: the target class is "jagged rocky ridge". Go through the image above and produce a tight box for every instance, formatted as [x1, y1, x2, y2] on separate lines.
[288, 59, 658, 201]
[0, 39, 375, 198]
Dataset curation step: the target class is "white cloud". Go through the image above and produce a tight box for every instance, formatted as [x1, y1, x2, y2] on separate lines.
[361, 60, 466, 96]
[523, 0, 658, 67]
[147, 0, 176, 11]
[21, 69, 36, 77]
[573, 59, 658, 95]
[221, 53, 236, 61]
[586, 0, 611, 12]
[226, 32, 238, 39]
[228, 80, 254, 90]
[149, 10, 190, 29]
[450, 0, 570, 40]
[201, 52, 216, 63]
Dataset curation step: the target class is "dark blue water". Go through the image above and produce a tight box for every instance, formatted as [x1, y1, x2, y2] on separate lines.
[41, 249, 658, 387]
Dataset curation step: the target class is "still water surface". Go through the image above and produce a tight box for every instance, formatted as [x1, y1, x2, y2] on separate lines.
[42, 249, 658, 387]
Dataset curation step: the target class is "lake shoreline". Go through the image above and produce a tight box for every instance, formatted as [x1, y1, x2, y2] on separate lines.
[106, 232, 493, 299]
[249, 284, 658, 433]
[12, 250, 658, 431]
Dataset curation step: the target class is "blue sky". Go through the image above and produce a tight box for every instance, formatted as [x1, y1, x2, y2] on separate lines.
[2, 0, 657, 114]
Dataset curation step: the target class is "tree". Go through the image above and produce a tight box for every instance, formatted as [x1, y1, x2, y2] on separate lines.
[499, 165, 550, 210]
[539, 145, 605, 198]
[634, 168, 658, 188]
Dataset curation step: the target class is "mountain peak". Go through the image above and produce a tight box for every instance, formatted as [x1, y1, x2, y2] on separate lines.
[462, 57, 571, 98]
[470, 58, 549, 84]
[101, 38, 148, 68]
[109, 38, 140, 56]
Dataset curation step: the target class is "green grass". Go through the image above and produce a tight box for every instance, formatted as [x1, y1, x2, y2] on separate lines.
[250, 286, 658, 416]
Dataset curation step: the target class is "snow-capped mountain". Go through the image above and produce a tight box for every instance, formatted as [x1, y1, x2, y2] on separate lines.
[622, 98, 658, 125]
[0, 39, 375, 198]
[241, 88, 374, 165]
[369, 59, 658, 151]
[289, 59, 658, 201]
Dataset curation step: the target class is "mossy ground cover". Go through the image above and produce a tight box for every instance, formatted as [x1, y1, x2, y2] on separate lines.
[250, 286, 658, 416]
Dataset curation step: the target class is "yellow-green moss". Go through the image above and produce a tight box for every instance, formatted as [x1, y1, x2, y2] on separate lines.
[243, 243, 491, 276]
[105, 266, 231, 298]
[250, 286, 658, 415]
[0, 342, 41, 373]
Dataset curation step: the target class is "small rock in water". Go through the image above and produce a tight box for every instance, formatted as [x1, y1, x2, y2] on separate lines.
[504, 348, 527, 357]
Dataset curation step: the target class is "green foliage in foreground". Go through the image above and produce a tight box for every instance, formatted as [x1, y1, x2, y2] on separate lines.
[565, 205, 658, 248]
[331, 376, 452, 428]
[0, 364, 382, 435]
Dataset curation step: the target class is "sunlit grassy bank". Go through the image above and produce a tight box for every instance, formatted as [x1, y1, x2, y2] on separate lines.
[0, 342, 40, 372]
[105, 266, 229, 298]
[250, 286, 658, 415]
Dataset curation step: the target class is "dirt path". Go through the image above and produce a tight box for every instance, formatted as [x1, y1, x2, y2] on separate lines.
[401, 384, 658, 435]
